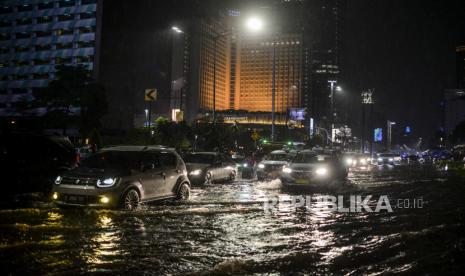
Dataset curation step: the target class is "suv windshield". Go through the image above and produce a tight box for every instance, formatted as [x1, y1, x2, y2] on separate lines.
[264, 153, 288, 161]
[80, 151, 141, 170]
[293, 153, 331, 163]
[184, 153, 215, 164]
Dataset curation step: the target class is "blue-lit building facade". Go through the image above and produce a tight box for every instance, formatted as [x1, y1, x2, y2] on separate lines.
[0, 0, 101, 116]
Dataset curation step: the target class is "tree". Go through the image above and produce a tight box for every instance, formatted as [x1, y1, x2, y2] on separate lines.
[452, 121, 465, 144]
[32, 65, 108, 136]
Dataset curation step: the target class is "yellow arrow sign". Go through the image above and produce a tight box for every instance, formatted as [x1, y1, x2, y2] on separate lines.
[251, 131, 260, 141]
[145, 89, 157, 101]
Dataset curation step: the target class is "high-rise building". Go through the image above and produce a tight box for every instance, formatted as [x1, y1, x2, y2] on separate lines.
[237, 33, 302, 113]
[0, 0, 101, 116]
[457, 46, 465, 89]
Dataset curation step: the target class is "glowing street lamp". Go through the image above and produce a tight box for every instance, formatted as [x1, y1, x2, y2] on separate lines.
[246, 17, 263, 32]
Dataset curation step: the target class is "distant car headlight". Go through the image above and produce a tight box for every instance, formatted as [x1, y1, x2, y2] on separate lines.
[189, 169, 202, 176]
[258, 164, 265, 169]
[378, 158, 383, 161]
[243, 163, 248, 168]
[345, 158, 353, 165]
[282, 167, 292, 174]
[315, 167, 328, 176]
[97, 178, 117, 188]
[54, 176, 62, 185]
[359, 158, 367, 165]
[389, 158, 394, 162]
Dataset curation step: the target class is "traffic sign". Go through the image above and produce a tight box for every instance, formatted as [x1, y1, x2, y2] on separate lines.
[145, 89, 157, 101]
[251, 131, 260, 141]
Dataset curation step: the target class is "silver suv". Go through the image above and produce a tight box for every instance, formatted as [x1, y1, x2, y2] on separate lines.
[52, 146, 190, 210]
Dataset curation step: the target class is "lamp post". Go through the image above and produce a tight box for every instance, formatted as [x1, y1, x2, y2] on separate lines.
[271, 38, 276, 141]
[387, 120, 396, 152]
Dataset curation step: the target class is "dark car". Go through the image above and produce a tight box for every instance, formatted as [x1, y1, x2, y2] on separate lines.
[184, 152, 237, 185]
[256, 150, 291, 181]
[0, 132, 77, 194]
[373, 153, 402, 165]
[52, 146, 190, 210]
[342, 152, 372, 168]
[280, 150, 347, 189]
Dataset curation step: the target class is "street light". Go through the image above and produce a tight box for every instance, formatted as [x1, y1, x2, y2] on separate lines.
[171, 26, 183, 33]
[328, 80, 337, 138]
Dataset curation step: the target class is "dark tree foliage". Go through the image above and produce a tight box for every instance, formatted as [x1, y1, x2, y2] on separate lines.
[32, 65, 108, 136]
[452, 121, 465, 144]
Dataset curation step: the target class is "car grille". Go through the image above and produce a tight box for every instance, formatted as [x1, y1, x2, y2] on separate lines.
[61, 194, 99, 205]
[291, 171, 313, 178]
[61, 176, 99, 186]
[264, 164, 283, 172]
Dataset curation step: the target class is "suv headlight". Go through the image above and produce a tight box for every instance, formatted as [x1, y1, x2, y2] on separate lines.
[97, 178, 118, 188]
[315, 167, 328, 176]
[189, 169, 202, 176]
[55, 176, 62, 185]
[345, 158, 353, 165]
[258, 164, 265, 169]
[282, 167, 292, 173]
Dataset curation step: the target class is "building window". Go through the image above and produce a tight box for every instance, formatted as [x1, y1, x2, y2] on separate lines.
[37, 16, 53, 24]
[36, 31, 52, 38]
[34, 59, 50, 65]
[33, 73, 49, 80]
[35, 44, 52, 51]
[78, 26, 95, 34]
[55, 57, 73, 64]
[56, 42, 73, 49]
[12, 88, 28, 94]
[0, 33, 9, 41]
[81, 0, 97, 4]
[17, 18, 33, 25]
[58, 14, 74, 22]
[15, 32, 31, 39]
[17, 4, 33, 12]
[80, 12, 95, 19]
[59, 0, 75, 8]
[54, 29, 74, 36]
[76, 55, 93, 63]
[14, 46, 29, 53]
[77, 41, 94, 48]
[15, 60, 29, 66]
[38, 2, 54, 9]
[0, 20, 10, 27]
[0, 6, 12, 14]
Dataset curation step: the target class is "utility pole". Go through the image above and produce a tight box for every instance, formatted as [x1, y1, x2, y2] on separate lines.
[212, 35, 218, 125]
[271, 38, 276, 141]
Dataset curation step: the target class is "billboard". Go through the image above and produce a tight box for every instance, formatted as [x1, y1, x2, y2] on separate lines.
[289, 108, 306, 121]
[374, 128, 383, 142]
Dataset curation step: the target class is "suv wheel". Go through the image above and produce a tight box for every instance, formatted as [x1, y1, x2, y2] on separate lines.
[177, 183, 190, 200]
[122, 189, 140, 210]
[204, 172, 212, 185]
[229, 170, 236, 182]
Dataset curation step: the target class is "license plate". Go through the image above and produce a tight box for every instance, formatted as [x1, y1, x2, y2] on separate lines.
[295, 179, 309, 184]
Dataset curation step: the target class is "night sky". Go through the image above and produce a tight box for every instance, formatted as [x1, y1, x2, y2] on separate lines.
[343, 0, 465, 139]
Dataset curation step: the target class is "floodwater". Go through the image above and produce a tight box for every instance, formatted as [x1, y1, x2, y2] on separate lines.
[1, 165, 465, 275]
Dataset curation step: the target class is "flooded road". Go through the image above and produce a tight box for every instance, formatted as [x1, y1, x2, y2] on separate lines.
[1, 165, 465, 275]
